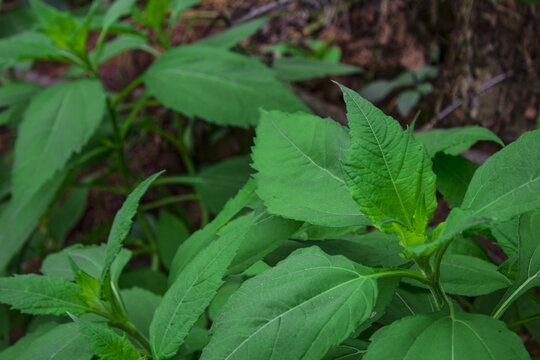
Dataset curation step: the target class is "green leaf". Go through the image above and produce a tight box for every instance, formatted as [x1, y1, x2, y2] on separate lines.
[168, 179, 258, 284]
[169, 0, 199, 25]
[432, 153, 478, 207]
[120, 269, 168, 296]
[364, 312, 529, 360]
[273, 57, 361, 82]
[0, 81, 41, 107]
[100, 171, 163, 291]
[339, 83, 436, 246]
[12, 79, 106, 203]
[0, 274, 89, 315]
[0, 323, 93, 360]
[252, 110, 369, 227]
[144, 45, 309, 127]
[42, 244, 131, 284]
[491, 219, 519, 258]
[323, 339, 368, 360]
[208, 280, 242, 321]
[227, 211, 301, 275]
[122, 287, 161, 338]
[381, 285, 436, 323]
[197, 17, 270, 49]
[76, 318, 140, 360]
[358, 80, 394, 102]
[396, 90, 420, 116]
[461, 129, 540, 221]
[156, 211, 189, 269]
[99, 34, 156, 62]
[102, 0, 136, 31]
[200, 246, 378, 360]
[415, 126, 504, 157]
[0, 32, 61, 70]
[150, 214, 252, 360]
[0, 172, 65, 273]
[195, 156, 252, 214]
[493, 210, 540, 318]
[48, 187, 88, 242]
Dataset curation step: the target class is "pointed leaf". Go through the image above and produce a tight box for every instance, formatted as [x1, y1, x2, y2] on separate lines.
[100, 171, 163, 289]
[156, 212, 189, 270]
[150, 215, 252, 360]
[364, 312, 529, 360]
[143, 45, 309, 127]
[12, 79, 106, 203]
[253, 110, 369, 227]
[76, 318, 140, 360]
[122, 287, 161, 338]
[339, 83, 436, 244]
[102, 0, 136, 31]
[415, 126, 503, 157]
[200, 246, 378, 360]
[432, 153, 478, 207]
[0, 274, 89, 315]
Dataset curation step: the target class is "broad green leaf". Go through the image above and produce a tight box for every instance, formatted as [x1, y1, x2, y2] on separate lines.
[446, 235, 490, 261]
[42, 244, 131, 284]
[323, 339, 368, 360]
[100, 171, 163, 290]
[291, 223, 366, 241]
[99, 34, 157, 62]
[12, 79, 106, 203]
[273, 57, 361, 82]
[0, 32, 61, 70]
[0, 172, 65, 273]
[169, 0, 199, 25]
[493, 210, 540, 318]
[0, 82, 41, 107]
[415, 126, 503, 157]
[0, 274, 89, 315]
[461, 129, 540, 221]
[122, 287, 161, 338]
[252, 110, 369, 227]
[0, 323, 92, 360]
[195, 156, 252, 214]
[198, 17, 270, 49]
[168, 179, 258, 284]
[491, 219, 519, 258]
[76, 318, 140, 360]
[200, 246, 378, 360]
[381, 285, 436, 323]
[364, 312, 529, 360]
[144, 45, 308, 127]
[301, 232, 408, 268]
[432, 153, 478, 207]
[208, 280, 242, 321]
[396, 90, 420, 116]
[339, 83, 436, 246]
[405, 254, 511, 296]
[157, 211, 189, 269]
[150, 215, 252, 360]
[48, 187, 88, 242]
[227, 211, 301, 275]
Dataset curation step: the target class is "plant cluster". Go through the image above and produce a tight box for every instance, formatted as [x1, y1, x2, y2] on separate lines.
[0, 1, 539, 360]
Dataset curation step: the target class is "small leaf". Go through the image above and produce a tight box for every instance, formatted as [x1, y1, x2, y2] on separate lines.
[76, 318, 140, 360]
[339, 83, 436, 246]
[0, 32, 61, 70]
[100, 171, 163, 291]
[150, 215, 252, 360]
[415, 126, 504, 157]
[122, 287, 161, 338]
[12, 79, 106, 203]
[198, 17, 269, 49]
[200, 246, 378, 360]
[273, 56, 361, 82]
[143, 45, 309, 127]
[102, 0, 136, 31]
[396, 90, 421, 116]
[358, 80, 394, 102]
[252, 110, 369, 227]
[156, 212, 189, 270]
[364, 312, 529, 360]
[0, 323, 93, 360]
[169, 0, 200, 26]
[0, 274, 89, 315]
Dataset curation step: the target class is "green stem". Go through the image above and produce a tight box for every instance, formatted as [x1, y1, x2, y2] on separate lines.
[111, 320, 151, 355]
[120, 93, 149, 139]
[106, 98, 131, 190]
[141, 193, 199, 212]
[507, 314, 540, 329]
[152, 175, 204, 186]
[112, 77, 144, 108]
[367, 269, 431, 286]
